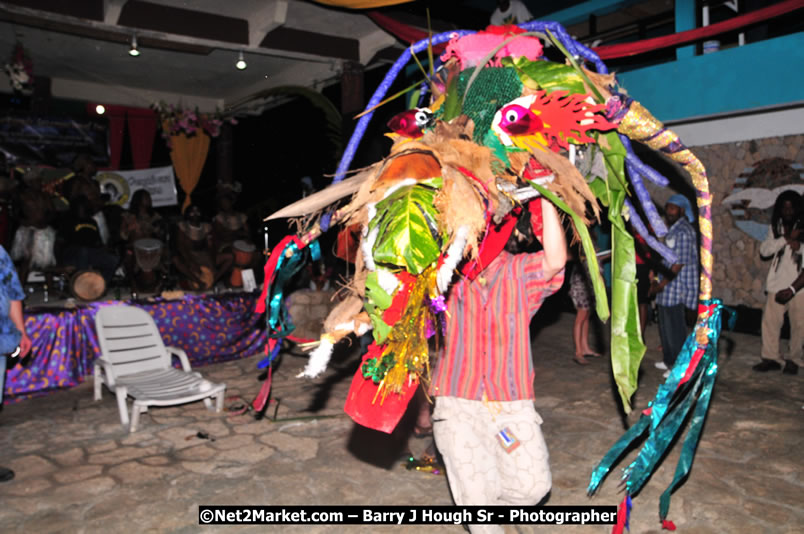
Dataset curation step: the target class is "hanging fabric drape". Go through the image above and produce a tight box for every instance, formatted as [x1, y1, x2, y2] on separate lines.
[126, 108, 157, 170]
[167, 125, 210, 212]
[98, 104, 126, 171]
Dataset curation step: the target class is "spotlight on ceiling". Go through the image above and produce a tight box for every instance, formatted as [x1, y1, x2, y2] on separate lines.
[235, 50, 247, 70]
[95, 104, 106, 115]
[128, 35, 140, 57]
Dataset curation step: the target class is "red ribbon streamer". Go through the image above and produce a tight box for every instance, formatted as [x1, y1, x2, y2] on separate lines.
[595, 0, 803, 59]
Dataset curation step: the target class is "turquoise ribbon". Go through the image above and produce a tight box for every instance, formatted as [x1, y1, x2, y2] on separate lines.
[588, 299, 733, 517]
[588, 415, 649, 495]
[266, 240, 321, 337]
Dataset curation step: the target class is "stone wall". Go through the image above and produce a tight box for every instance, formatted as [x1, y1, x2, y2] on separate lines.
[645, 134, 804, 309]
[286, 288, 338, 341]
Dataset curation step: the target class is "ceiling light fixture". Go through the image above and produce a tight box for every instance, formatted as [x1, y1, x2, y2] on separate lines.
[95, 104, 106, 115]
[235, 50, 247, 70]
[128, 35, 140, 57]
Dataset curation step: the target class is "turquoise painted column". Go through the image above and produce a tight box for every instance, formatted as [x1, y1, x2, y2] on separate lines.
[676, 0, 696, 59]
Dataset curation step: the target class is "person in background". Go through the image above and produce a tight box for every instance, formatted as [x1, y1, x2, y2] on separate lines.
[568, 245, 603, 365]
[68, 154, 110, 246]
[650, 194, 698, 377]
[0, 244, 32, 482]
[173, 204, 232, 291]
[120, 189, 165, 286]
[212, 191, 250, 282]
[10, 170, 57, 285]
[59, 195, 119, 284]
[754, 191, 802, 374]
[490, 0, 533, 26]
[632, 228, 655, 341]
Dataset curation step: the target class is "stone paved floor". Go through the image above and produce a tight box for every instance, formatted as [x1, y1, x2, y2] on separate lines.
[0, 312, 801, 533]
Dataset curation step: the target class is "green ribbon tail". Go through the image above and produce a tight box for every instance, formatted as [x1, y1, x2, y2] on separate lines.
[626, 368, 704, 495]
[657, 300, 725, 518]
[658, 355, 717, 519]
[588, 414, 650, 495]
[527, 180, 609, 322]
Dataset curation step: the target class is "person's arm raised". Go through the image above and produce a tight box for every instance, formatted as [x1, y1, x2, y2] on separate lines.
[539, 198, 567, 280]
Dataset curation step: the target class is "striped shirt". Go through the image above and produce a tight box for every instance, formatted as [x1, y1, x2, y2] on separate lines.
[430, 251, 564, 401]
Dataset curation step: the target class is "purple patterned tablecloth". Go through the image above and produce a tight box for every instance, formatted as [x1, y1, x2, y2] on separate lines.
[4, 293, 266, 402]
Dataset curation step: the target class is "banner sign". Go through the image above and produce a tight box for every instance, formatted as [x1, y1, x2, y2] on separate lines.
[95, 166, 178, 208]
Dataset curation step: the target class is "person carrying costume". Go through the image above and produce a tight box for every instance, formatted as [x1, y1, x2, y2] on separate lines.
[754, 190, 803, 374]
[650, 194, 698, 376]
[429, 198, 566, 534]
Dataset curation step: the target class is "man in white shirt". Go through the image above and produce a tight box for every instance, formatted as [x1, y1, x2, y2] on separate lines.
[754, 191, 802, 375]
[490, 0, 533, 26]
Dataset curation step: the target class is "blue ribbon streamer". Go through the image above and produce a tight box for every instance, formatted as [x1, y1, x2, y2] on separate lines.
[257, 337, 284, 369]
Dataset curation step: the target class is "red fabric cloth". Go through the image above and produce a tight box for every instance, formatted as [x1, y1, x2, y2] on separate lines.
[595, 0, 803, 59]
[431, 251, 564, 401]
[89, 103, 126, 171]
[343, 341, 418, 433]
[126, 107, 158, 170]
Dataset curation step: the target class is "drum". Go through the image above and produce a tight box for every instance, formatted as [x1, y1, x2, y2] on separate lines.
[134, 238, 163, 292]
[70, 270, 106, 301]
[232, 240, 256, 267]
[134, 238, 163, 272]
[230, 240, 256, 288]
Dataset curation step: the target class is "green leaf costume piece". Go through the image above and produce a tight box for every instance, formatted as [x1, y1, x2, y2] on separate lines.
[369, 178, 443, 275]
[596, 130, 645, 412]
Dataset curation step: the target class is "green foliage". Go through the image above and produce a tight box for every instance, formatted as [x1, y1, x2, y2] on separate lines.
[502, 57, 586, 95]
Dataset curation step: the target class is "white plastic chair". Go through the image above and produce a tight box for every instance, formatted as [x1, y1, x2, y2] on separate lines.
[93, 305, 226, 432]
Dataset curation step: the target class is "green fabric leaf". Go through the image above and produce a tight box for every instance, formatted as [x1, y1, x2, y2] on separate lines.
[526, 181, 609, 322]
[597, 130, 645, 413]
[365, 271, 393, 311]
[502, 57, 586, 95]
[588, 177, 609, 206]
[369, 180, 443, 275]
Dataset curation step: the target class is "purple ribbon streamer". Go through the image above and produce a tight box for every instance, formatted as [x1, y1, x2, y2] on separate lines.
[620, 135, 670, 188]
[625, 159, 667, 237]
[625, 198, 677, 264]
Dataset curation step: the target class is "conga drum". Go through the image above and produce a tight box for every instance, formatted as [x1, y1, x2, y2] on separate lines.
[134, 238, 163, 291]
[230, 240, 256, 288]
[70, 270, 106, 301]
